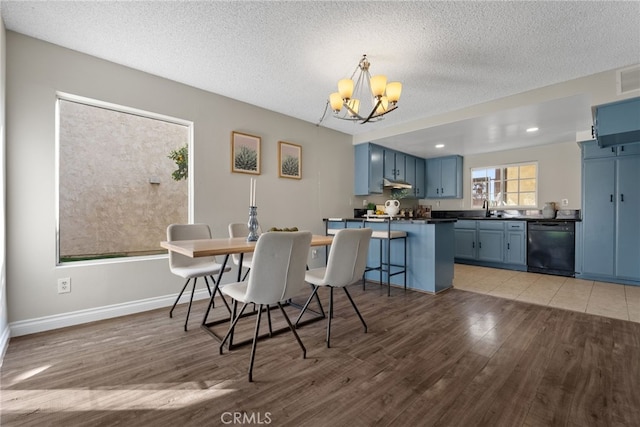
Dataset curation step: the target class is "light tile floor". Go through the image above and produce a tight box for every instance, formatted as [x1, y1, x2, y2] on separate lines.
[453, 264, 640, 323]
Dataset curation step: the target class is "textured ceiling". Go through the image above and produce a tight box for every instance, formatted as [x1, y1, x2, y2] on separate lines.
[1, 1, 639, 157]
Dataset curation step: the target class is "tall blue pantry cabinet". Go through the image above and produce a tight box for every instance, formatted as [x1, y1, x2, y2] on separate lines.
[580, 140, 640, 284]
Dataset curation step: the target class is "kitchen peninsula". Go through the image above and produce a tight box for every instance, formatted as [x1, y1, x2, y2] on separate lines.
[324, 218, 457, 293]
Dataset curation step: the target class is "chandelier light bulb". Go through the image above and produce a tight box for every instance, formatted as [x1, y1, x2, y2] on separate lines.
[370, 75, 387, 97]
[386, 82, 402, 104]
[338, 79, 354, 100]
[329, 92, 343, 112]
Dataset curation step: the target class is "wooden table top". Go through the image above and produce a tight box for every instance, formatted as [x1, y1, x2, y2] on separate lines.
[161, 234, 333, 258]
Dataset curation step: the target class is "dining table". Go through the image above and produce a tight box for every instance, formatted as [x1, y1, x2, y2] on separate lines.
[161, 234, 334, 348]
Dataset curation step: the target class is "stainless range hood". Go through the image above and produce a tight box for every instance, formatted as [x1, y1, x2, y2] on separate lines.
[383, 178, 412, 189]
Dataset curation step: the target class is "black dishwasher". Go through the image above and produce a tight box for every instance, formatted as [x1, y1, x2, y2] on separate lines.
[527, 221, 575, 277]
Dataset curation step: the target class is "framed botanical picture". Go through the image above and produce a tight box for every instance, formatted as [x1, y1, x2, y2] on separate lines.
[278, 141, 302, 179]
[231, 131, 261, 175]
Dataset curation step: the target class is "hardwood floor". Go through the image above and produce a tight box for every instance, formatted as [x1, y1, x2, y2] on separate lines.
[2, 283, 639, 426]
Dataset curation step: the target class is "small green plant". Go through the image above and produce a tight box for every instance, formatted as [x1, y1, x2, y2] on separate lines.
[281, 155, 299, 176]
[235, 146, 258, 171]
[168, 145, 188, 181]
[390, 188, 410, 200]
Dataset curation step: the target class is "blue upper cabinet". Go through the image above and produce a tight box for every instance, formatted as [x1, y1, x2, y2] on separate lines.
[414, 158, 426, 198]
[582, 139, 640, 159]
[384, 149, 407, 181]
[354, 143, 384, 195]
[404, 156, 426, 198]
[426, 155, 463, 198]
[594, 97, 640, 147]
[355, 143, 426, 197]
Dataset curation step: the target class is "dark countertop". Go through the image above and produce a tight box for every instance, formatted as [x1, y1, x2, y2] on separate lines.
[431, 209, 581, 222]
[453, 216, 581, 222]
[325, 217, 457, 224]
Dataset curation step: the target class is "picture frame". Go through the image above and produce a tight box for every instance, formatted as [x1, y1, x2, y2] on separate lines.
[278, 141, 302, 179]
[231, 131, 261, 175]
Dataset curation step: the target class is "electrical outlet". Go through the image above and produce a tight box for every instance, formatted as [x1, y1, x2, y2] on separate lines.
[561, 199, 569, 206]
[311, 249, 318, 259]
[57, 277, 71, 294]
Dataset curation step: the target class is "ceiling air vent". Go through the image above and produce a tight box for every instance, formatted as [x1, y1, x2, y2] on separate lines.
[617, 65, 640, 95]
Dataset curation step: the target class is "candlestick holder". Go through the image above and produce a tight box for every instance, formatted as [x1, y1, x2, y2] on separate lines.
[247, 206, 259, 242]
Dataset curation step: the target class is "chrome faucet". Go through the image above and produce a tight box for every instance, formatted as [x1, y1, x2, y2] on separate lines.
[483, 199, 491, 217]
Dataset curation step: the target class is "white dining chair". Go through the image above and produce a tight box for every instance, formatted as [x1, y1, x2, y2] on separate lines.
[218, 231, 312, 382]
[166, 223, 232, 331]
[296, 227, 372, 348]
[228, 223, 261, 281]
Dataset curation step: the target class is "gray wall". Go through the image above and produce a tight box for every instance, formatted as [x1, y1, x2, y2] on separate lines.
[5, 31, 354, 326]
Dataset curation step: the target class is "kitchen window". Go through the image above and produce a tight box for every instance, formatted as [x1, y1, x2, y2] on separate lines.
[56, 94, 192, 264]
[471, 162, 537, 208]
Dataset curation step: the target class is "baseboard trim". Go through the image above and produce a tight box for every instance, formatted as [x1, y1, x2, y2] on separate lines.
[9, 289, 211, 338]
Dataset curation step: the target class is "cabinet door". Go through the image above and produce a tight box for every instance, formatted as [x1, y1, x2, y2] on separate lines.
[616, 143, 640, 157]
[354, 143, 370, 196]
[369, 144, 384, 193]
[478, 230, 504, 262]
[582, 159, 616, 276]
[425, 158, 442, 198]
[415, 158, 426, 198]
[505, 231, 526, 265]
[354, 143, 384, 195]
[384, 149, 397, 179]
[615, 156, 640, 280]
[454, 229, 476, 259]
[440, 156, 461, 198]
[405, 156, 416, 194]
[582, 140, 617, 159]
[394, 153, 406, 181]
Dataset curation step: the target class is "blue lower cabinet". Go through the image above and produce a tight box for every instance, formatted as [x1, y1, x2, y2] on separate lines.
[454, 220, 527, 270]
[454, 228, 476, 260]
[505, 222, 526, 266]
[505, 231, 526, 265]
[477, 228, 504, 263]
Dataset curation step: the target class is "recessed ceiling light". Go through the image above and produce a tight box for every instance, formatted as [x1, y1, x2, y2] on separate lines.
[526, 127, 539, 133]
[435, 144, 445, 148]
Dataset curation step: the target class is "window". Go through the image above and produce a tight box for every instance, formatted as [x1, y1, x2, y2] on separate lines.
[57, 94, 192, 263]
[471, 162, 537, 208]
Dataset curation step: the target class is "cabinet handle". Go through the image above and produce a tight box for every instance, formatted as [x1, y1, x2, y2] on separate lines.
[621, 194, 624, 202]
[478, 242, 482, 249]
[611, 147, 616, 153]
[507, 243, 510, 250]
[436, 188, 439, 194]
[610, 194, 614, 203]
[472, 242, 475, 249]
[441, 187, 444, 194]
[621, 146, 625, 152]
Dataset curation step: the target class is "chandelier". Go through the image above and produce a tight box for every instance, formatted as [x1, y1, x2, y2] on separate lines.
[328, 54, 402, 124]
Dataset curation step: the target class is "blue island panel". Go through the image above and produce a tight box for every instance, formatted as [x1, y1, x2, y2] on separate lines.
[326, 219, 455, 293]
